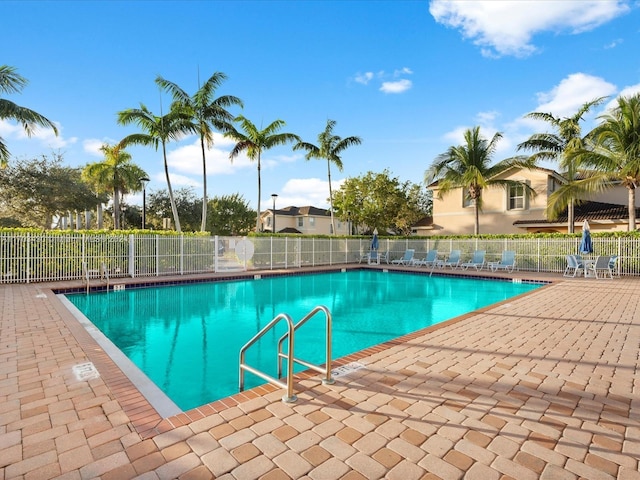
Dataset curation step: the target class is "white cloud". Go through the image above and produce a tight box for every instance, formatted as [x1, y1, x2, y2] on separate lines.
[394, 67, 413, 77]
[507, 73, 619, 164]
[167, 171, 201, 188]
[0, 119, 74, 150]
[272, 177, 342, 209]
[83, 138, 120, 157]
[604, 38, 623, 49]
[354, 72, 374, 85]
[380, 79, 413, 94]
[534, 73, 617, 116]
[602, 83, 640, 111]
[167, 133, 253, 175]
[429, 0, 630, 58]
[353, 68, 413, 94]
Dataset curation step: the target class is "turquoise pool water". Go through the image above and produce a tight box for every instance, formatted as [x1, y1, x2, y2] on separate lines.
[66, 270, 541, 410]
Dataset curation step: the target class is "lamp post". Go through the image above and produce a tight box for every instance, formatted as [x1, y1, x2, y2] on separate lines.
[271, 194, 278, 233]
[140, 176, 149, 229]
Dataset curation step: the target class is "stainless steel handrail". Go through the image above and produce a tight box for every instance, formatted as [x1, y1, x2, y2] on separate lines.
[276, 305, 334, 386]
[239, 313, 297, 403]
[83, 262, 110, 293]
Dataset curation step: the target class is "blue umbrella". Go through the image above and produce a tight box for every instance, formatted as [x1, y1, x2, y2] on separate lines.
[371, 228, 379, 251]
[579, 219, 593, 254]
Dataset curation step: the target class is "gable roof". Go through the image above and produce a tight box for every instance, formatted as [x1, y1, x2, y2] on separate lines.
[427, 165, 565, 189]
[513, 201, 640, 226]
[272, 206, 330, 216]
[260, 205, 330, 218]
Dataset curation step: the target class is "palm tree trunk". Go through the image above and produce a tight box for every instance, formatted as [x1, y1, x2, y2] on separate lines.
[474, 202, 479, 235]
[97, 203, 103, 229]
[256, 152, 262, 232]
[113, 187, 121, 229]
[200, 136, 208, 232]
[629, 185, 636, 231]
[327, 160, 335, 235]
[162, 141, 181, 232]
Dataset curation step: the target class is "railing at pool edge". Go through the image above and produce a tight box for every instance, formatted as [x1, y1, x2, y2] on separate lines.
[238, 305, 334, 403]
[277, 305, 334, 387]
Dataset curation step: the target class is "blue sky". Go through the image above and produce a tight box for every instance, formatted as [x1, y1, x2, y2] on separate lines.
[3, 0, 640, 213]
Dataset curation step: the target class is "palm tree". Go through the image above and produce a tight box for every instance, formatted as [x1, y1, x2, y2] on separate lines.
[426, 126, 536, 235]
[517, 97, 607, 233]
[82, 144, 148, 229]
[576, 93, 640, 231]
[225, 116, 300, 231]
[0, 65, 58, 166]
[155, 73, 243, 232]
[117, 103, 194, 232]
[294, 119, 361, 235]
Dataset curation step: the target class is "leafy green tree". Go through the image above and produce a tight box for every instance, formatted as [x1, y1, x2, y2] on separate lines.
[225, 116, 300, 231]
[81, 144, 148, 229]
[118, 103, 194, 232]
[576, 93, 640, 231]
[0, 65, 58, 166]
[395, 183, 432, 235]
[0, 153, 102, 228]
[156, 73, 243, 232]
[294, 119, 361, 235]
[426, 126, 536, 235]
[332, 170, 429, 235]
[517, 97, 606, 233]
[206, 193, 255, 235]
[146, 187, 202, 232]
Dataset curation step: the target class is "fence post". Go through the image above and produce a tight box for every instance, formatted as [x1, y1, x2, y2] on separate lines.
[214, 235, 219, 273]
[330, 237, 333, 266]
[26, 233, 31, 284]
[180, 235, 184, 275]
[128, 234, 135, 278]
[155, 235, 160, 277]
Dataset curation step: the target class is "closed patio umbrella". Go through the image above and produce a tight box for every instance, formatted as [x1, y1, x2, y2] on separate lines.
[579, 219, 593, 255]
[371, 228, 379, 252]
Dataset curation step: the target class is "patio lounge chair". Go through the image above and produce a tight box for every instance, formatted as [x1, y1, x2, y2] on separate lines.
[609, 255, 620, 277]
[563, 255, 584, 277]
[391, 249, 415, 265]
[442, 250, 461, 269]
[460, 250, 486, 270]
[587, 255, 613, 279]
[488, 250, 516, 273]
[412, 249, 438, 267]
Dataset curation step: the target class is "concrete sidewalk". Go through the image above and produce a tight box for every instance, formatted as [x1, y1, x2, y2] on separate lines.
[1, 271, 639, 479]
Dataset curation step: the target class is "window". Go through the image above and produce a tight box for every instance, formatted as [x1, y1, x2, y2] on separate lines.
[266, 217, 272, 226]
[309, 217, 316, 228]
[297, 217, 304, 228]
[462, 188, 474, 208]
[509, 184, 525, 210]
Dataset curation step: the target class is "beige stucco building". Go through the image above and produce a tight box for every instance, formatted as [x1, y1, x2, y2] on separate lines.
[419, 167, 640, 235]
[260, 206, 349, 235]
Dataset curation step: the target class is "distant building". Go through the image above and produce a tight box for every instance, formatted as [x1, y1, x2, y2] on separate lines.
[422, 166, 640, 235]
[260, 206, 349, 235]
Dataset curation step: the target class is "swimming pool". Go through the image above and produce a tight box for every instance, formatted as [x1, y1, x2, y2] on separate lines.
[65, 270, 541, 411]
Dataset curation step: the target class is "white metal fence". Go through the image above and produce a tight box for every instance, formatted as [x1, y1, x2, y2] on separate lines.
[1, 232, 638, 284]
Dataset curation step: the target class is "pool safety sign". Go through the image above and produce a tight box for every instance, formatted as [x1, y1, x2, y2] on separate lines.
[72, 362, 100, 381]
[331, 361, 366, 378]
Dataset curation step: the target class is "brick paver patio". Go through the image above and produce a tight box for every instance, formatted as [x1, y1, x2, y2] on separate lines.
[1, 268, 639, 479]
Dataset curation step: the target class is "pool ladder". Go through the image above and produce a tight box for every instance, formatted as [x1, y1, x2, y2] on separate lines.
[239, 305, 334, 403]
[83, 262, 109, 294]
